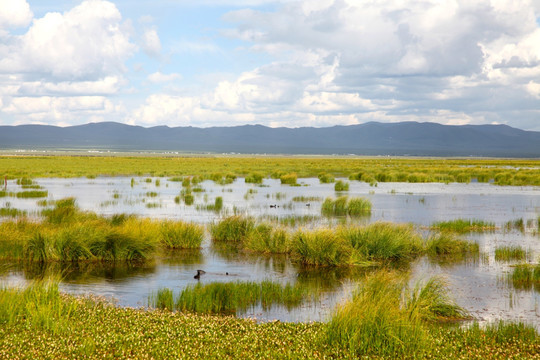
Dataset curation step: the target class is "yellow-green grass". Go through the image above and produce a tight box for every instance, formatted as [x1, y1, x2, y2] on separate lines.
[431, 218, 496, 233]
[494, 245, 527, 262]
[318, 172, 335, 183]
[0, 280, 538, 359]
[1, 155, 539, 186]
[150, 280, 310, 315]
[341, 222, 424, 264]
[334, 180, 349, 191]
[321, 196, 372, 216]
[210, 217, 479, 267]
[0, 200, 204, 262]
[510, 263, 540, 290]
[326, 271, 468, 358]
[426, 233, 480, 258]
[0, 207, 27, 217]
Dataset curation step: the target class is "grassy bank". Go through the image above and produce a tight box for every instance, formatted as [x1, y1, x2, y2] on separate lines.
[1, 155, 539, 186]
[0, 280, 538, 359]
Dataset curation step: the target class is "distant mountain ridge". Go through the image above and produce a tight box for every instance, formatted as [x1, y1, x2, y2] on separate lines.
[1, 121, 539, 157]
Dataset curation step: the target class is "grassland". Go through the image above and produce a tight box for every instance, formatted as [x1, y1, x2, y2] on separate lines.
[0, 155, 539, 186]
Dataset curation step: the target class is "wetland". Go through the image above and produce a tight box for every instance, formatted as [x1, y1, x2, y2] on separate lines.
[0, 155, 539, 358]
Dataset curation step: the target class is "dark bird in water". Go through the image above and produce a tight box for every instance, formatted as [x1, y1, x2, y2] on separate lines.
[269, 204, 277, 208]
[226, 272, 229, 275]
[306, 203, 310, 207]
[194, 269, 206, 279]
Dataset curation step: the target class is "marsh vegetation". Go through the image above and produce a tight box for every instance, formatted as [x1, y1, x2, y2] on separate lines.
[0, 155, 539, 358]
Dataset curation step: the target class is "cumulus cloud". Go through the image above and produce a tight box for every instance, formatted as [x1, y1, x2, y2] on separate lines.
[0, 0, 135, 125]
[0, 0, 135, 79]
[0, 0, 32, 29]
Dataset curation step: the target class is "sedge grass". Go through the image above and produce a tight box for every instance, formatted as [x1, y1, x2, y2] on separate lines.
[494, 245, 527, 262]
[150, 280, 309, 314]
[318, 173, 335, 183]
[431, 218, 496, 233]
[210, 216, 255, 243]
[322, 196, 371, 216]
[326, 271, 467, 358]
[15, 190, 48, 198]
[341, 222, 424, 264]
[510, 263, 540, 289]
[0, 199, 207, 262]
[159, 221, 204, 249]
[292, 229, 351, 266]
[334, 180, 349, 191]
[426, 233, 480, 258]
[243, 223, 290, 253]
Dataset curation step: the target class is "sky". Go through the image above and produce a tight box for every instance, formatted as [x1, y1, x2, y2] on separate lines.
[0, 0, 539, 130]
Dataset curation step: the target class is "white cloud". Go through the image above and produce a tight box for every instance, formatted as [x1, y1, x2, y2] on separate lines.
[147, 72, 182, 83]
[141, 27, 161, 57]
[0, 0, 135, 80]
[0, 0, 32, 29]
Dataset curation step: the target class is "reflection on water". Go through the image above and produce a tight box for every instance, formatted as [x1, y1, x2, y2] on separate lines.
[1, 176, 540, 324]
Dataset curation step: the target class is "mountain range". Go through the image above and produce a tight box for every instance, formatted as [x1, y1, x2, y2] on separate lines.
[1, 121, 539, 157]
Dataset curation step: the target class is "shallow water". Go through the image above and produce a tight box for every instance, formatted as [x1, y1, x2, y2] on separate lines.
[1, 177, 540, 325]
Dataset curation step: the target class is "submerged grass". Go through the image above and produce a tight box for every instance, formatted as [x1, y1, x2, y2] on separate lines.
[494, 245, 527, 262]
[510, 263, 540, 289]
[426, 233, 480, 258]
[0, 280, 538, 359]
[431, 218, 496, 233]
[151, 281, 310, 315]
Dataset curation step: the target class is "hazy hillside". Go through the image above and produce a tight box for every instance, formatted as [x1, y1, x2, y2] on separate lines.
[1, 121, 539, 157]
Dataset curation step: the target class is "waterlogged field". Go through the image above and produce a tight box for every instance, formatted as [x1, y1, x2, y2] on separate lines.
[0, 156, 539, 358]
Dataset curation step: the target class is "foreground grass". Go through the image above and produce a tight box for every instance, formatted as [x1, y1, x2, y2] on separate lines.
[1, 155, 539, 186]
[0, 280, 538, 359]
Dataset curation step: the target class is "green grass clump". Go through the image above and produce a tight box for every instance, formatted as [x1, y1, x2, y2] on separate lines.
[291, 196, 321, 202]
[279, 173, 297, 185]
[0, 191, 6, 198]
[322, 196, 371, 217]
[154, 281, 308, 315]
[494, 246, 527, 262]
[326, 271, 467, 358]
[505, 218, 525, 233]
[334, 180, 349, 191]
[431, 219, 496, 233]
[15, 190, 48, 198]
[16, 177, 33, 185]
[245, 172, 264, 184]
[203, 196, 223, 211]
[426, 233, 479, 258]
[0, 207, 26, 217]
[292, 229, 350, 266]
[318, 173, 335, 183]
[210, 216, 255, 243]
[243, 224, 290, 254]
[342, 222, 424, 263]
[510, 263, 540, 289]
[145, 191, 158, 197]
[160, 221, 204, 249]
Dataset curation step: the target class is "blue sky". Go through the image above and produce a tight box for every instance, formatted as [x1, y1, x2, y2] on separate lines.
[1, 0, 540, 130]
